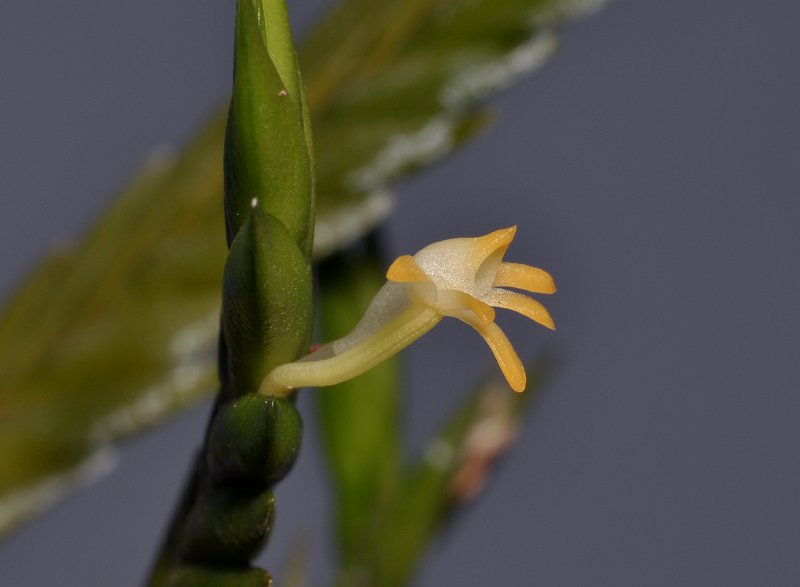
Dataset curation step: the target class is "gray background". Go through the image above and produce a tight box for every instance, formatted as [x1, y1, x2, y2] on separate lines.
[1, 0, 799, 585]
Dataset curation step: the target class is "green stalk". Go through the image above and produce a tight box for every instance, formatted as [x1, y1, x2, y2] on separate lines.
[148, 0, 315, 582]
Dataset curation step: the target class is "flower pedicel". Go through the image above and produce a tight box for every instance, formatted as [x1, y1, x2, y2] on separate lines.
[259, 226, 555, 396]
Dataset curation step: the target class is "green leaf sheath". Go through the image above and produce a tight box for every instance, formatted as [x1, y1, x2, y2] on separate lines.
[150, 398, 301, 585]
[180, 487, 276, 566]
[208, 395, 302, 486]
[222, 208, 312, 398]
[150, 1, 314, 582]
[0, 0, 607, 537]
[316, 237, 403, 570]
[225, 0, 313, 252]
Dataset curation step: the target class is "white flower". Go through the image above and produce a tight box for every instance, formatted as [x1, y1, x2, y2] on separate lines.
[260, 226, 555, 396]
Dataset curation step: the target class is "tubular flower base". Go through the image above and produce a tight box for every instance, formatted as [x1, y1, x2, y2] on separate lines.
[260, 226, 555, 396]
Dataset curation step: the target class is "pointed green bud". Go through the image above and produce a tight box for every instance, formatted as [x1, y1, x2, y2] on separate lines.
[259, 0, 301, 100]
[224, 0, 314, 254]
[208, 395, 302, 485]
[221, 205, 312, 397]
[259, 0, 316, 212]
[180, 487, 276, 565]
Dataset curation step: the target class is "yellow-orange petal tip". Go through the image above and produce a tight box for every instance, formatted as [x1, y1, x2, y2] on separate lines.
[387, 255, 429, 283]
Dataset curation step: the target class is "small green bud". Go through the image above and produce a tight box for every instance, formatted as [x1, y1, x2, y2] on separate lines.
[221, 205, 312, 397]
[180, 487, 276, 565]
[207, 395, 302, 485]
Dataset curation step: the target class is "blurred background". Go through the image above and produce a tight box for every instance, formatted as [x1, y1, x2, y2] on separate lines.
[1, 0, 799, 585]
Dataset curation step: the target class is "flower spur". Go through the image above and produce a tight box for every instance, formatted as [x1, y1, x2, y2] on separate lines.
[259, 226, 555, 396]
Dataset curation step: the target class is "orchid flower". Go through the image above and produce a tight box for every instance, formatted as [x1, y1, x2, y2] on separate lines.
[259, 226, 555, 396]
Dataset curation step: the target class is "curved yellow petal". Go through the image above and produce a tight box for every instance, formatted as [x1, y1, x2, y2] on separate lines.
[453, 310, 526, 392]
[490, 290, 555, 330]
[473, 226, 517, 262]
[494, 262, 556, 294]
[387, 255, 430, 283]
[439, 289, 496, 324]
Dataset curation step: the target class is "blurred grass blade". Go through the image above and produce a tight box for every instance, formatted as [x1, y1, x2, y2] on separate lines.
[0, 0, 608, 536]
[368, 360, 550, 587]
[278, 537, 312, 587]
[316, 235, 403, 569]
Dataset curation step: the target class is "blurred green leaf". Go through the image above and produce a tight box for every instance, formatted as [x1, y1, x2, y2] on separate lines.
[316, 236, 403, 572]
[306, 0, 607, 239]
[367, 361, 549, 587]
[0, 120, 227, 535]
[0, 0, 607, 536]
